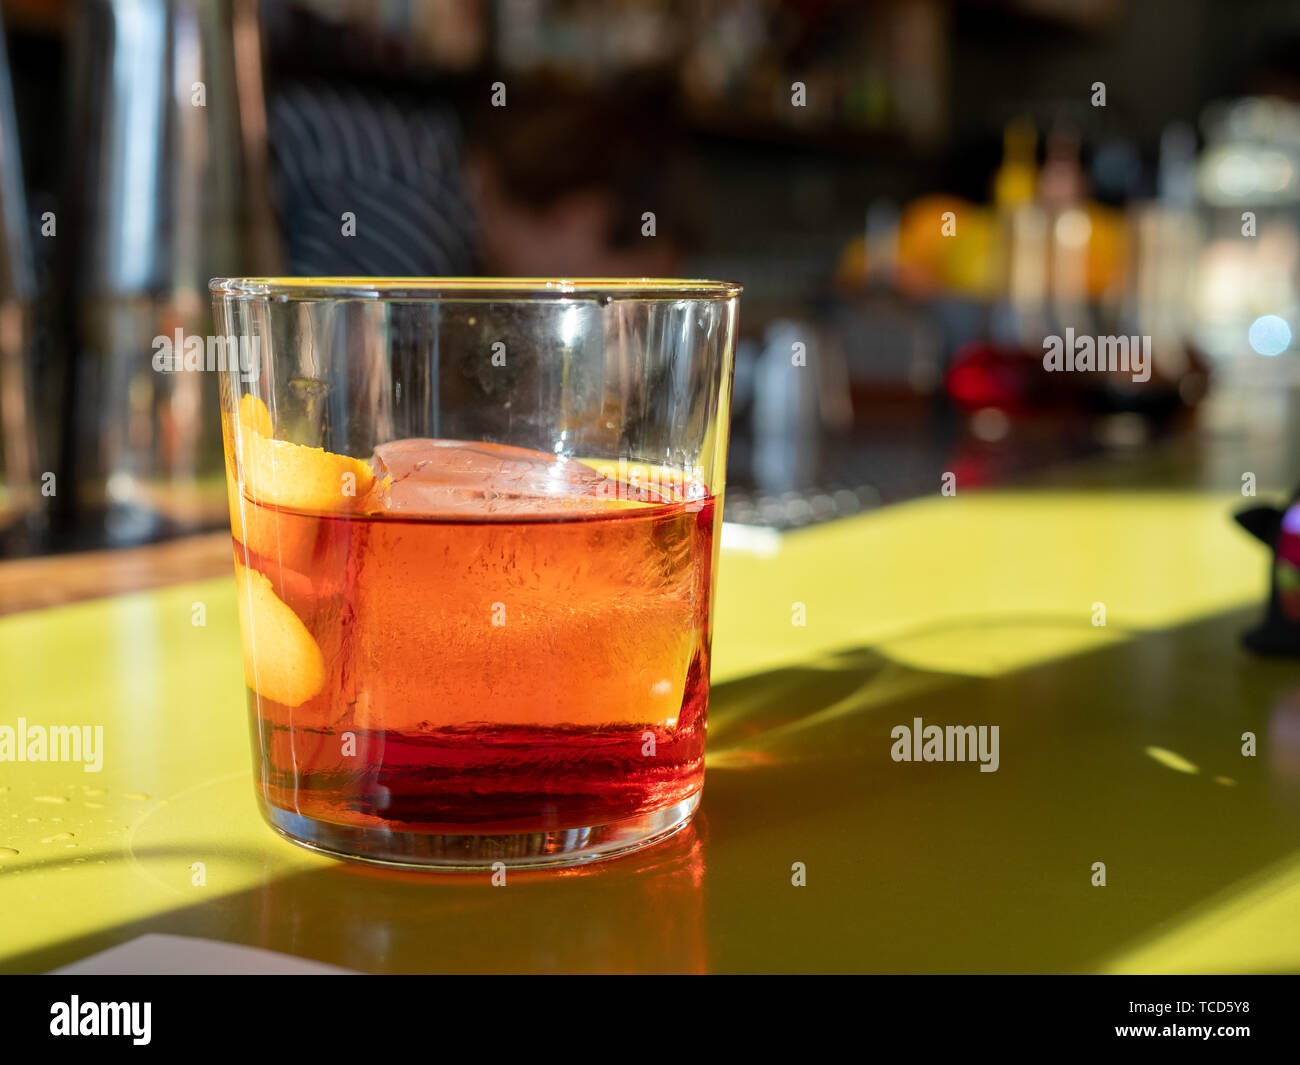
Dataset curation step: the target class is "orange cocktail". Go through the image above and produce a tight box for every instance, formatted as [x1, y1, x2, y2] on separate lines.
[228, 398, 714, 843]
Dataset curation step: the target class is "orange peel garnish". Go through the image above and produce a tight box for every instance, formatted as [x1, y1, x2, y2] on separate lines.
[240, 428, 375, 513]
[234, 560, 326, 707]
[224, 392, 374, 539]
[238, 392, 273, 436]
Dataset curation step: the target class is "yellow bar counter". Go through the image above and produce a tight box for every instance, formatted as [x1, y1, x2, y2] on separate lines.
[2, 480, 1298, 973]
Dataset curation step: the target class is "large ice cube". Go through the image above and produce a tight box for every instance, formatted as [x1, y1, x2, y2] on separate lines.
[370, 439, 620, 516]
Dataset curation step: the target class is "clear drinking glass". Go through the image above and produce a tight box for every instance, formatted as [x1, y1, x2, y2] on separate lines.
[212, 278, 739, 869]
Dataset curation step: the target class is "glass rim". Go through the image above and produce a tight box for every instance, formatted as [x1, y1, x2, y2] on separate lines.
[209, 276, 743, 302]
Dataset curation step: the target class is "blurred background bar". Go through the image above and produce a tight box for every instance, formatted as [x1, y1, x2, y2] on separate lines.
[0, 12, 36, 553]
[1, 0, 1300, 553]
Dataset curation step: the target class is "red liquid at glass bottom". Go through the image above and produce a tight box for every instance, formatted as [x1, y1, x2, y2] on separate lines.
[254, 655, 708, 834]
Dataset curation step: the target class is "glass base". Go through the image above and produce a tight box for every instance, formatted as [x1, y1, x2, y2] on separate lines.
[259, 792, 700, 872]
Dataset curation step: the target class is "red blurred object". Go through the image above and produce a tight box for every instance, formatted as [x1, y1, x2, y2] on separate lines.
[946, 337, 1207, 425]
[944, 341, 1067, 416]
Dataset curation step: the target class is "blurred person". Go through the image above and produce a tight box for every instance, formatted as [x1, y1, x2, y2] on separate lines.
[464, 86, 686, 277]
[267, 81, 478, 275]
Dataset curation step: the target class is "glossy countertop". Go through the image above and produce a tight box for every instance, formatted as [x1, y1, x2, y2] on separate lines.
[3, 441, 1300, 972]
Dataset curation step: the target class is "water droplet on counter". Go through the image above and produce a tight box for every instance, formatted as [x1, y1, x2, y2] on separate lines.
[123, 793, 151, 801]
[33, 795, 67, 804]
[41, 832, 74, 843]
[84, 802, 103, 809]
[0, 847, 18, 857]
[82, 788, 105, 797]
